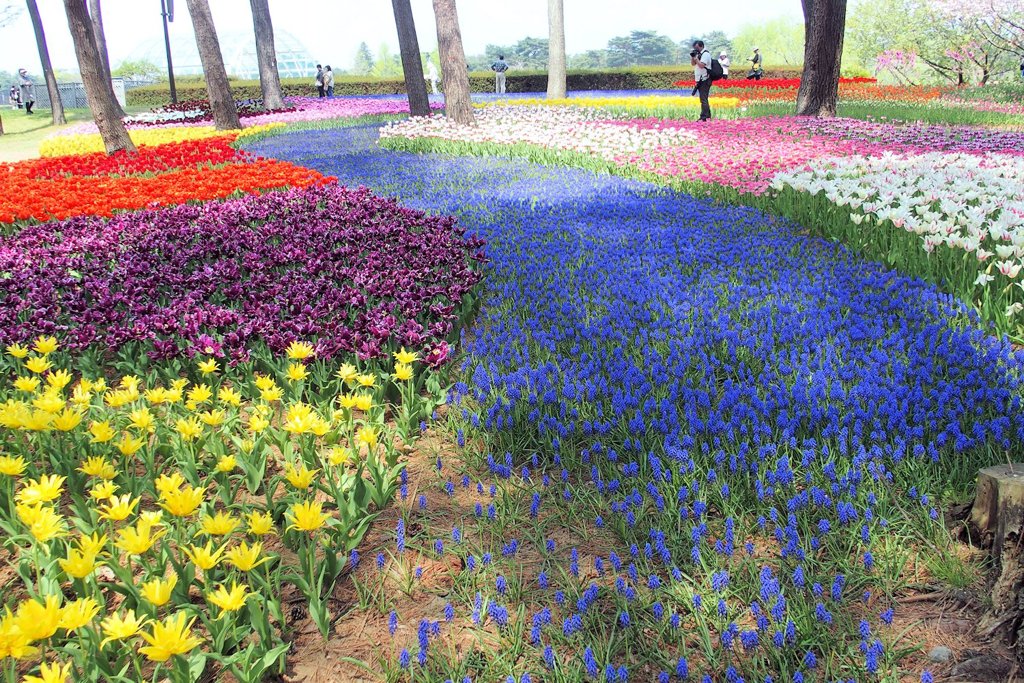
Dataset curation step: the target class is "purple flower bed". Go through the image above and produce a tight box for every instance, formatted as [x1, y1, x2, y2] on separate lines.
[0, 184, 485, 362]
[792, 116, 1024, 155]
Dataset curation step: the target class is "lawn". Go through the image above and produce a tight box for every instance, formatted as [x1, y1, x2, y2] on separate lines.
[0, 108, 96, 161]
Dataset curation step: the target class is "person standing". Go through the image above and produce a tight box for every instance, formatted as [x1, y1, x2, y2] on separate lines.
[690, 41, 712, 121]
[315, 64, 325, 97]
[491, 54, 509, 95]
[425, 60, 440, 95]
[18, 69, 34, 115]
[323, 65, 334, 97]
[748, 47, 763, 80]
[719, 51, 731, 79]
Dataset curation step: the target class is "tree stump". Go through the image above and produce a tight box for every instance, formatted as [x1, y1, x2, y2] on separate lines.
[971, 464, 1024, 663]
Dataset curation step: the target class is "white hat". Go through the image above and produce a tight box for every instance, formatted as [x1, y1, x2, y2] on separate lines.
[719, 51, 727, 56]
[752, 46, 760, 51]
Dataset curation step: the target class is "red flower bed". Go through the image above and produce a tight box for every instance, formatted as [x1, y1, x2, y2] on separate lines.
[0, 137, 332, 223]
[15, 137, 241, 179]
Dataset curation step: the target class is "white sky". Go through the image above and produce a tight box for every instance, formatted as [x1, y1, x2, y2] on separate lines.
[0, 0, 798, 74]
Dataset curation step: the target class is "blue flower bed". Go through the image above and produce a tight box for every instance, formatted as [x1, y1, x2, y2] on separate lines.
[249, 125, 1024, 680]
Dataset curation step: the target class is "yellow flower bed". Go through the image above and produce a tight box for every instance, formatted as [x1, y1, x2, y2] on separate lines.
[480, 95, 742, 110]
[39, 123, 286, 157]
[0, 336, 432, 680]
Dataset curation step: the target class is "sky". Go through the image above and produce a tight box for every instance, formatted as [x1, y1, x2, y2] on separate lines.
[0, 0, 798, 75]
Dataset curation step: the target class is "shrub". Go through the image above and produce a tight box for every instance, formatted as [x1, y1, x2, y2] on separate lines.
[128, 66, 807, 106]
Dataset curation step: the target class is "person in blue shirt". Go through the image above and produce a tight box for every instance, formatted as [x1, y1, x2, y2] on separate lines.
[491, 55, 509, 94]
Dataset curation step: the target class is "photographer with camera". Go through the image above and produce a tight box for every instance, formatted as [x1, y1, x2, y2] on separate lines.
[690, 40, 713, 121]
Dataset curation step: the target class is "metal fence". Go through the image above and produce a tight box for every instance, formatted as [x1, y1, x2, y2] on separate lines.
[0, 79, 132, 109]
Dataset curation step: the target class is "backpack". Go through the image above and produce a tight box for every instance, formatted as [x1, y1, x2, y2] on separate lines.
[709, 57, 725, 82]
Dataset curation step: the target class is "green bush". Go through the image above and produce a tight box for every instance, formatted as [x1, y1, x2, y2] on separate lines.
[127, 66, 806, 106]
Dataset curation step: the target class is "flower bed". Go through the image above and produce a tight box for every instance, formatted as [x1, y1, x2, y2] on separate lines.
[124, 98, 298, 127]
[0, 136, 330, 223]
[0, 184, 484, 361]
[482, 94, 741, 116]
[381, 106, 697, 161]
[253, 124, 1024, 682]
[0, 337, 443, 682]
[39, 124, 283, 157]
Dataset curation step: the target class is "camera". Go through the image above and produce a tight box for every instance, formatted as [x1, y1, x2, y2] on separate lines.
[689, 50, 699, 58]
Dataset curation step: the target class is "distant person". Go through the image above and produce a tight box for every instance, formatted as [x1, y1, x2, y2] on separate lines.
[747, 47, 763, 80]
[491, 55, 509, 95]
[18, 68, 34, 115]
[323, 65, 334, 97]
[690, 40, 712, 121]
[425, 60, 440, 95]
[9, 85, 21, 109]
[719, 51, 731, 79]
[315, 64, 325, 98]
[1020, 57, 1024, 80]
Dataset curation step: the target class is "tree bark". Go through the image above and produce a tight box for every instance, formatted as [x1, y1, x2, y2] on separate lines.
[546, 0, 566, 99]
[392, 0, 430, 117]
[184, 0, 240, 130]
[431, 0, 475, 125]
[27, 0, 66, 125]
[248, 0, 284, 110]
[63, 0, 134, 153]
[795, 0, 848, 117]
[87, 0, 122, 116]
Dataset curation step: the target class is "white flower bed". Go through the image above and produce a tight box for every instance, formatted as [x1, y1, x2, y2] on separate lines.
[772, 152, 1024, 267]
[380, 106, 696, 161]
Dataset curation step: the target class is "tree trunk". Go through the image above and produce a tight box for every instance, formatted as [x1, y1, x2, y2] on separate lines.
[970, 464, 1024, 664]
[546, 0, 566, 99]
[795, 0, 848, 117]
[184, 0, 240, 130]
[87, 0, 122, 116]
[392, 0, 430, 117]
[63, 0, 134, 153]
[431, 0, 474, 125]
[248, 0, 284, 110]
[27, 0, 66, 125]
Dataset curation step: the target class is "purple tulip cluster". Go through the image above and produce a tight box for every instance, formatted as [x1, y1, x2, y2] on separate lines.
[0, 184, 485, 362]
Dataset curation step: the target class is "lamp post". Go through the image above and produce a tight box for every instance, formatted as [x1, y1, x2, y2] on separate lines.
[160, 0, 177, 103]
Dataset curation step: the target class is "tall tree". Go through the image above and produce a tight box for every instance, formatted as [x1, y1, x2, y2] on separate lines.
[391, 0, 430, 117]
[431, 0, 474, 125]
[87, 0, 122, 115]
[796, 0, 848, 116]
[248, 0, 284, 110]
[184, 0, 240, 130]
[547, 0, 566, 98]
[62, 0, 134, 153]
[27, 0, 66, 125]
[352, 42, 375, 76]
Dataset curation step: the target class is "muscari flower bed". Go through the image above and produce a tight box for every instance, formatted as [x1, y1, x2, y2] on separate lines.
[0, 183, 485, 362]
[249, 124, 1024, 681]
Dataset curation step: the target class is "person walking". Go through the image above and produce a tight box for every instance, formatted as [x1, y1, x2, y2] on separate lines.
[491, 55, 509, 95]
[690, 41, 712, 121]
[18, 69, 34, 115]
[425, 60, 440, 95]
[9, 85, 21, 109]
[323, 65, 334, 97]
[315, 64, 325, 97]
[719, 51, 731, 79]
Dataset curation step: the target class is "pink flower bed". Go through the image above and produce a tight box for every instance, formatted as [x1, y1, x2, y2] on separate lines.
[614, 116, 1024, 195]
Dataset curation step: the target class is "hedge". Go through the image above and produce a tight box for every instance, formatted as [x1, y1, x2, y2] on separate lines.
[127, 66, 806, 106]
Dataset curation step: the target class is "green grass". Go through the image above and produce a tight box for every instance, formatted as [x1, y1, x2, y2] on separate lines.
[0, 107, 149, 161]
